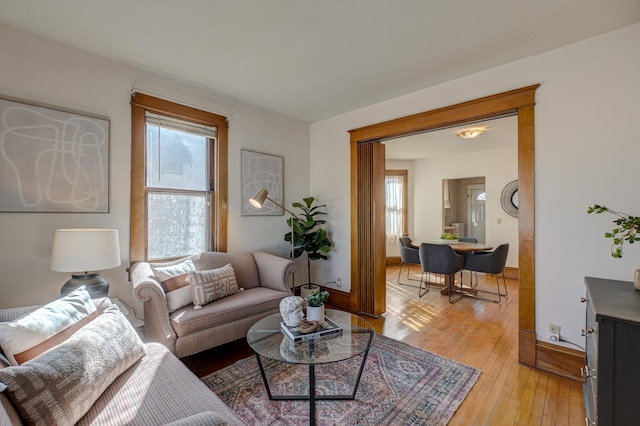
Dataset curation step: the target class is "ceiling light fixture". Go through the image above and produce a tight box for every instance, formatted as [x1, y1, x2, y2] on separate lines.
[456, 128, 486, 139]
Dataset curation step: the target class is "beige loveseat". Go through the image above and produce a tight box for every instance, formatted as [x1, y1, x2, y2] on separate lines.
[131, 251, 294, 358]
[0, 298, 245, 425]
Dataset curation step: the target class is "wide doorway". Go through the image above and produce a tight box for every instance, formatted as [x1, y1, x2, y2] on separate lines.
[349, 85, 538, 367]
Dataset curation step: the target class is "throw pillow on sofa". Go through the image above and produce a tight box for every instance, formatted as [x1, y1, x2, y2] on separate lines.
[0, 286, 96, 365]
[151, 258, 196, 312]
[0, 305, 145, 425]
[188, 263, 241, 309]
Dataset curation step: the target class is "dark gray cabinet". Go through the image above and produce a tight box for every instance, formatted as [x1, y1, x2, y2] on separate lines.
[583, 276, 640, 426]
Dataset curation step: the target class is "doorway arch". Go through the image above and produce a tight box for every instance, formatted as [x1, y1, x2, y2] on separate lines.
[349, 85, 539, 366]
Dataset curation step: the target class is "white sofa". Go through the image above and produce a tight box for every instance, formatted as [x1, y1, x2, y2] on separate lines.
[0, 298, 245, 425]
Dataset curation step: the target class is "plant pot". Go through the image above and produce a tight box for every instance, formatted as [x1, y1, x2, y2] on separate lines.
[438, 239, 459, 245]
[300, 284, 320, 298]
[306, 304, 325, 322]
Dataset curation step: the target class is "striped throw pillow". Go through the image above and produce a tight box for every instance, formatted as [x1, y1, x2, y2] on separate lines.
[151, 259, 196, 312]
[0, 286, 96, 365]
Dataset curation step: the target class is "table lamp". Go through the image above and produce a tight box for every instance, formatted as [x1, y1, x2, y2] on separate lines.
[50, 228, 121, 298]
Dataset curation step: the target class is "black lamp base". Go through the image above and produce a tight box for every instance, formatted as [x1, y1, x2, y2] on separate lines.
[60, 273, 109, 298]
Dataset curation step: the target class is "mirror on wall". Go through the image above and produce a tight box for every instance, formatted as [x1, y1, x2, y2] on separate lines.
[443, 177, 486, 243]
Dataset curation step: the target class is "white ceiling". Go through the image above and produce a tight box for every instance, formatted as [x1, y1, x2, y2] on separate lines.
[383, 115, 517, 160]
[1, 0, 639, 122]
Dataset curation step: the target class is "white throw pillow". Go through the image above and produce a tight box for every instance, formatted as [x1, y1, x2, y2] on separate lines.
[151, 259, 196, 312]
[187, 263, 240, 309]
[0, 286, 96, 365]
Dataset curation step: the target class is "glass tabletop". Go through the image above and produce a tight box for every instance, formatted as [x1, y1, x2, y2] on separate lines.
[247, 309, 375, 365]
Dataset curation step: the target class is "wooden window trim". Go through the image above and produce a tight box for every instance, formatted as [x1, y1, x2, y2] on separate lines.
[130, 93, 228, 265]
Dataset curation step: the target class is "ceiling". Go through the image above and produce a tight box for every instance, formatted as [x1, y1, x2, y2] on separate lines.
[1, 1, 639, 123]
[383, 115, 517, 160]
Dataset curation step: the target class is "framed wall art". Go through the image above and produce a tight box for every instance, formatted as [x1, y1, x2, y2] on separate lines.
[241, 149, 284, 216]
[0, 97, 110, 212]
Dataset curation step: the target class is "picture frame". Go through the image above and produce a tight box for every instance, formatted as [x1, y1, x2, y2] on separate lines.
[0, 97, 110, 212]
[241, 149, 284, 216]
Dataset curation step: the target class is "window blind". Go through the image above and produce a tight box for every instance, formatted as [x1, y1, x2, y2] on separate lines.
[145, 112, 216, 138]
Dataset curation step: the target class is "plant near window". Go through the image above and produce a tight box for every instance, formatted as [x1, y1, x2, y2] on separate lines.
[587, 204, 640, 258]
[284, 197, 332, 285]
[304, 290, 329, 307]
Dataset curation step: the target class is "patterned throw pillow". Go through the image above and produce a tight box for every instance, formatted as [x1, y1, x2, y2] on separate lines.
[188, 263, 240, 309]
[0, 286, 96, 365]
[151, 259, 196, 312]
[0, 306, 145, 425]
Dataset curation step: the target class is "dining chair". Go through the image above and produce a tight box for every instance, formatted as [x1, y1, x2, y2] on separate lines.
[462, 243, 509, 302]
[418, 243, 466, 302]
[458, 237, 478, 243]
[458, 237, 478, 286]
[397, 237, 422, 286]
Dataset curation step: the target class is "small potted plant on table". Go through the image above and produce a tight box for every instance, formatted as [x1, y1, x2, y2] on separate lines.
[588, 204, 640, 289]
[304, 290, 329, 322]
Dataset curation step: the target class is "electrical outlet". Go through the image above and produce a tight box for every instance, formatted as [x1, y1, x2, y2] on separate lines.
[548, 323, 561, 342]
[336, 278, 342, 287]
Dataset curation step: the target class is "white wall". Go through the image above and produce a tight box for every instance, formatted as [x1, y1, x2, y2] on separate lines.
[412, 147, 519, 267]
[310, 23, 640, 347]
[0, 23, 310, 310]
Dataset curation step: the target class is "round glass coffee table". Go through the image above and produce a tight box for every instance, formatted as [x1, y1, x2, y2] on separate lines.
[247, 309, 375, 426]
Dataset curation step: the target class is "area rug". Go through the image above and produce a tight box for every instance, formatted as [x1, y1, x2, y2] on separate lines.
[201, 334, 480, 425]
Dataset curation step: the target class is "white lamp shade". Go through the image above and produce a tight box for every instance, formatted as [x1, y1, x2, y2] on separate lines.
[50, 228, 121, 273]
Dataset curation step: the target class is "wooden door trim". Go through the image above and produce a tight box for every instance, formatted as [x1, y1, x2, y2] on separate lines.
[349, 84, 539, 367]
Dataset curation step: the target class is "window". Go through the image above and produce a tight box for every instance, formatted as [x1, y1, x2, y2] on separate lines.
[130, 93, 228, 263]
[385, 170, 408, 239]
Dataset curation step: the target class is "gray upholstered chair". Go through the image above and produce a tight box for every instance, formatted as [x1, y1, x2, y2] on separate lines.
[397, 237, 422, 286]
[462, 243, 509, 302]
[458, 236, 478, 285]
[418, 243, 466, 301]
[458, 237, 478, 243]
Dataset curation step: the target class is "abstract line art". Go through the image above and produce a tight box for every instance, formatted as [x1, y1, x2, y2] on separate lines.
[0, 98, 109, 212]
[241, 149, 283, 216]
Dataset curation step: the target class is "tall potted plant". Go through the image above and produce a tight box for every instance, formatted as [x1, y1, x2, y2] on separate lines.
[284, 197, 332, 286]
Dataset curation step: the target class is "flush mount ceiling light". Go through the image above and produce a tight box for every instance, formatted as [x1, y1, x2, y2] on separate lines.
[456, 128, 486, 139]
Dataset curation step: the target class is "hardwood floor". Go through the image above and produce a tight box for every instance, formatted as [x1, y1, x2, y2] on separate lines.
[183, 266, 585, 425]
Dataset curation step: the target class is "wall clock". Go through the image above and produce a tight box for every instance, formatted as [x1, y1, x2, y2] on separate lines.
[500, 180, 519, 218]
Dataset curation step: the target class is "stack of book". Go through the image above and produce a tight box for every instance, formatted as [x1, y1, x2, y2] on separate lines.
[280, 316, 343, 342]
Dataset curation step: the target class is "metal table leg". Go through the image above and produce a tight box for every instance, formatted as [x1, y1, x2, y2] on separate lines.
[253, 338, 372, 425]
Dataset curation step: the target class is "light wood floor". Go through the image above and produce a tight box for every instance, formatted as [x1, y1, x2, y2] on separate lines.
[374, 266, 585, 425]
[184, 266, 585, 425]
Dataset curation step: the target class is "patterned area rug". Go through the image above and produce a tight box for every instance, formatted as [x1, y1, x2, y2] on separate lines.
[201, 334, 480, 425]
